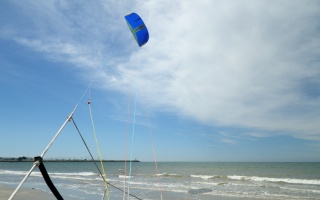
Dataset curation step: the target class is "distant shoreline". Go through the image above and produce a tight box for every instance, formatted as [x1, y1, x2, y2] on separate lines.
[0, 159, 140, 163]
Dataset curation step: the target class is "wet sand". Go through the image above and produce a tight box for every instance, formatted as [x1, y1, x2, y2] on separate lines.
[0, 185, 54, 200]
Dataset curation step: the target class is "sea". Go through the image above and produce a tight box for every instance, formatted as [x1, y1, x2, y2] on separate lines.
[1, 162, 320, 200]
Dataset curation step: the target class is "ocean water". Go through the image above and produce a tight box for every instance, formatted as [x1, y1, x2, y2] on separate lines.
[1, 162, 320, 199]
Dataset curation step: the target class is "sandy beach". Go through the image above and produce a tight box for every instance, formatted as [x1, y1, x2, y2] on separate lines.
[0, 185, 54, 200]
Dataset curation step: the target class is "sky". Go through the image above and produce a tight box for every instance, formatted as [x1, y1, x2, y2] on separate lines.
[0, 0, 320, 162]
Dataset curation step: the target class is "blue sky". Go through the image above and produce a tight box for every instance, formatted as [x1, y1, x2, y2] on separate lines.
[1, 0, 320, 162]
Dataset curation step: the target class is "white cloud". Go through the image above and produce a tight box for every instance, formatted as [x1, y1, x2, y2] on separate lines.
[15, 37, 100, 68]
[111, 1, 320, 140]
[3, 1, 320, 141]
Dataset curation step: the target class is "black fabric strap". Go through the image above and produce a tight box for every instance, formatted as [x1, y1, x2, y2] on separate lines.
[34, 156, 63, 200]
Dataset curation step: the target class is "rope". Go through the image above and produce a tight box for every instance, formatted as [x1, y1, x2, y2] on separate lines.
[88, 99, 110, 200]
[76, 35, 121, 106]
[127, 90, 138, 198]
[72, 32, 121, 200]
[71, 117, 143, 200]
[146, 111, 163, 200]
[123, 75, 132, 200]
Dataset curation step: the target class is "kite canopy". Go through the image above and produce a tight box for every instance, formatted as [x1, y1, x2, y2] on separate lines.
[125, 13, 149, 47]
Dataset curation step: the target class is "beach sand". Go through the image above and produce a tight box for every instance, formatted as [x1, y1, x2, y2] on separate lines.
[0, 185, 54, 200]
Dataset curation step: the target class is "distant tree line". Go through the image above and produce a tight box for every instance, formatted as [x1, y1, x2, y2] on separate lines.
[0, 156, 140, 162]
[0, 156, 33, 162]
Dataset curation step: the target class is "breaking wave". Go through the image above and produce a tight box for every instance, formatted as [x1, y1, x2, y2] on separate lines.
[191, 174, 320, 185]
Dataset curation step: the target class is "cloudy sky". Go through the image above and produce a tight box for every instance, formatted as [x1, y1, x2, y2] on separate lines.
[1, 0, 319, 162]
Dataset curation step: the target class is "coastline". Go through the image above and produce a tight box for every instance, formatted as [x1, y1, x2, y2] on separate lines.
[1, 162, 319, 199]
[0, 159, 140, 163]
[0, 185, 53, 200]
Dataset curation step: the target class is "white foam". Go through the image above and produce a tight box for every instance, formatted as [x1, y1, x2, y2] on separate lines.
[195, 181, 221, 186]
[191, 175, 215, 179]
[50, 172, 97, 176]
[0, 170, 29, 175]
[190, 174, 320, 186]
[119, 175, 132, 179]
[228, 175, 320, 185]
[0, 170, 96, 177]
[191, 175, 227, 179]
[156, 173, 182, 177]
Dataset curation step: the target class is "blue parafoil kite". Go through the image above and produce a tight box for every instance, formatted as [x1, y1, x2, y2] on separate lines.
[124, 13, 149, 47]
